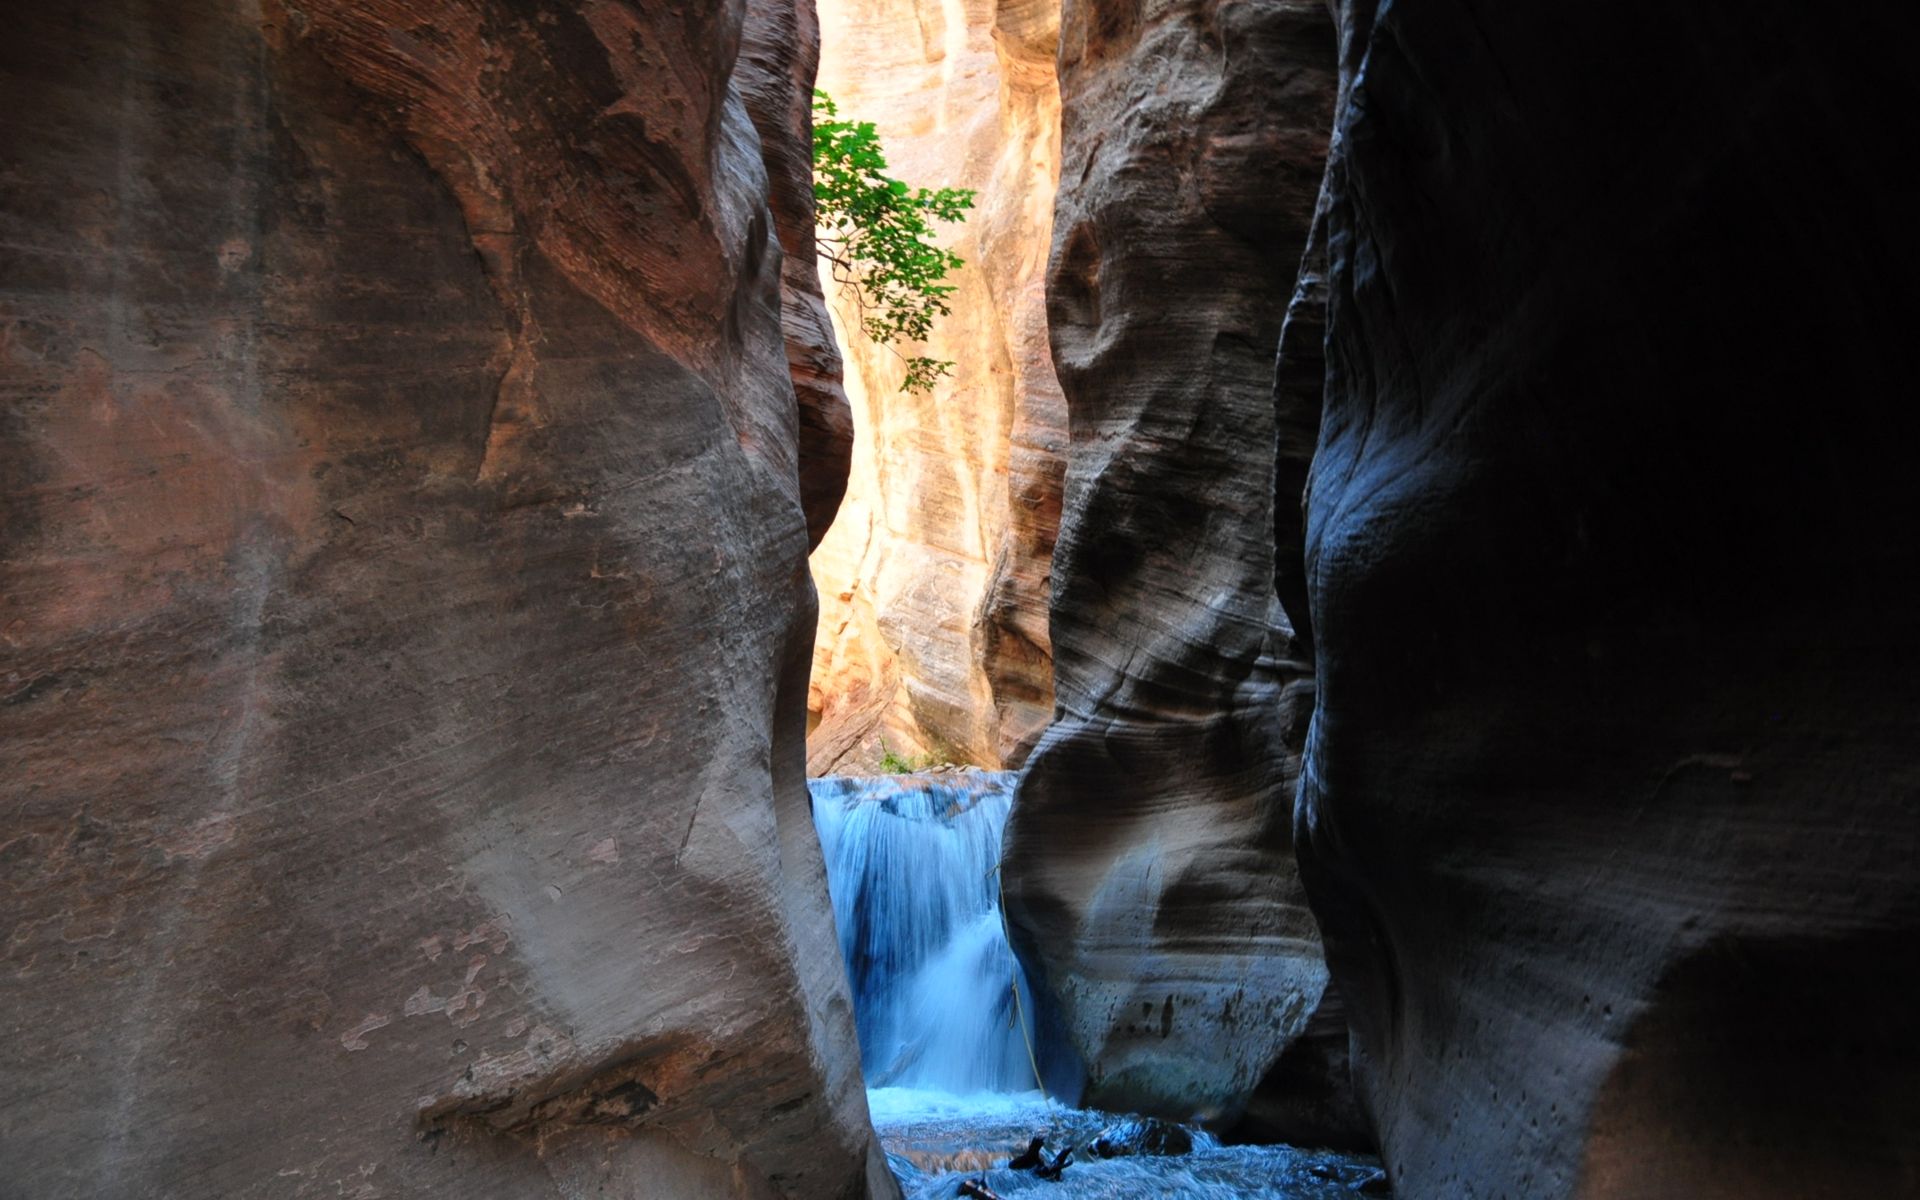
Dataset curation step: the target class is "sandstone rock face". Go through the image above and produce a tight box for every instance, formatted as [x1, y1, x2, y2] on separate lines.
[1227, 982, 1369, 1153]
[741, 0, 853, 549]
[1001, 0, 1341, 1124]
[805, 0, 1065, 773]
[0, 4, 891, 1197]
[1298, 2, 1920, 1196]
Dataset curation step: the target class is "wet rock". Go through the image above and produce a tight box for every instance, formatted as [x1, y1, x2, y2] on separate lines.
[1299, 1, 1920, 1196]
[1001, 0, 1345, 1127]
[1088, 1116, 1195, 1159]
[1008, 1135, 1048, 1170]
[805, 0, 1066, 772]
[0, 3, 891, 1197]
[1034, 1146, 1073, 1180]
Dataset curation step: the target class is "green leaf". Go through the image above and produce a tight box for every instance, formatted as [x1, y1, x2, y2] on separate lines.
[813, 90, 976, 395]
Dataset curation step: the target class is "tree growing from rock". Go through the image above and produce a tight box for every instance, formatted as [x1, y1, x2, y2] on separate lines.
[812, 90, 975, 393]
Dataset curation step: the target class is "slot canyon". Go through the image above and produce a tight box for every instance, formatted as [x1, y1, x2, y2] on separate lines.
[2, 2, 1916, 1198]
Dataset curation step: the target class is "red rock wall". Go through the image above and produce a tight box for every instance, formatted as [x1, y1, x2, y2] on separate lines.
[1001, 0, 1342, 1124]
[1299, 1, 1920, 1195]
[0, 3, 889, 1196]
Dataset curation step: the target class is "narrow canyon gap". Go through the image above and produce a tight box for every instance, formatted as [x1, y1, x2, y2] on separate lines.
[806, 0, 1067, 774]
[797, 0, 1366, 1151]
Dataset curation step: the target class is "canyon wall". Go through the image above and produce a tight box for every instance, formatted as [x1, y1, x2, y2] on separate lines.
[1298, 2, 1920, 1196]
[1001, 0, 1343, 1126]
[741, 0, 854, 549]
[0, 3, 892, 1197]
[805, 0, 1065, 773]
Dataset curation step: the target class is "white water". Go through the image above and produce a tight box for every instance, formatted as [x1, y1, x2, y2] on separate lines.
[866, 1085, 1384, 1200]
[809, 771, 1041, 1092]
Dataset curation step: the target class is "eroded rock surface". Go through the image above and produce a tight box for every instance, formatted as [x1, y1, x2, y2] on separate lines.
[1001, 0, 1341, 1125]
[0, 3, 890, 1196]
[742, 0, 853, 549]
[1299, 2, 1920, 1195]
[805, 0, 1065, 773]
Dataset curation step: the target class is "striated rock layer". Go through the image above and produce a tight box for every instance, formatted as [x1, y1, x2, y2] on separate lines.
[741, 0, 853, 549]
[1298, 2, 1920, 1196]
[0, 3, 890, 1197]
[805, 0, 1065, 774]
[1001, 0, 1342, 1125]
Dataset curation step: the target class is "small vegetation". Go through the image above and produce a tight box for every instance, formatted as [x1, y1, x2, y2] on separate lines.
[877, 740, 955, 774]
[811, 90, 976, 393]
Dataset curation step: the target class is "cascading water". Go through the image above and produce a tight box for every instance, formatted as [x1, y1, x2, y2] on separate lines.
[809, 771, 1040, 1094]
[810, 771, 1391, 1197]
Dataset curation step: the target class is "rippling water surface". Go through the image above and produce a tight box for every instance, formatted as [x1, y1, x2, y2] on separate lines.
[870, 1088, 1387, 1199]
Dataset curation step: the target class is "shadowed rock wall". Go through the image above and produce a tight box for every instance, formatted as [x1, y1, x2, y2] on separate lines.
[1001, 0, 1340, 1124]
[1298, 2, 1920, 1196]
[742, 0, 854, 549]
[0, 3, 890, 1196]
[805, 0, 1065, 774]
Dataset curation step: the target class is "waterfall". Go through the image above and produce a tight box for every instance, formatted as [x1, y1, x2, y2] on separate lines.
[810, 771, 1040, 1094]
[809, 774, 1390, 1198]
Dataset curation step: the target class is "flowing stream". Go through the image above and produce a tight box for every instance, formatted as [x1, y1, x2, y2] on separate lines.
[808, 772, 1389, 1198]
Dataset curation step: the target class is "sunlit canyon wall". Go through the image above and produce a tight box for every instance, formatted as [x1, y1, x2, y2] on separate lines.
[0, 3, 892, 1197]
[806, 0, 1066, 773]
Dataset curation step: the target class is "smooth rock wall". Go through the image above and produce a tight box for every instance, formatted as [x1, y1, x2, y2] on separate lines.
[1299, 2, 1920, 1196]
[805, 0, 1065, 773]
[0, 3, 890, 1197]
[1001, 0, 1341, 1125]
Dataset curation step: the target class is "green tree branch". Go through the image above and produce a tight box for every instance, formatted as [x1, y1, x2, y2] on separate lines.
[812, 90, 976, 394]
